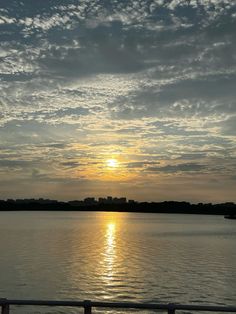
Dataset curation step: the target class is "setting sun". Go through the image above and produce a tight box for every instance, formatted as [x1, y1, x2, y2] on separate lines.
[106, 159, 118, 168]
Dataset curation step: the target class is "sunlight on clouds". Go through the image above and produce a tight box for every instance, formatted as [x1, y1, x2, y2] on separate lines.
[0, 0, 236, 201]
[106, 159, 118, 168]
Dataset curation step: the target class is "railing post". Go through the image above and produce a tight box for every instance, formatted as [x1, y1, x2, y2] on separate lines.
[84, 300, 92, 314]
[1, 304, 10, 314]
[0, 299, 9, 314]
[168, 303, 175, 314]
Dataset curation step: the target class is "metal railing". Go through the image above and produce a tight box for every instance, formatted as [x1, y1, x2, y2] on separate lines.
[1, 299, 236, 314]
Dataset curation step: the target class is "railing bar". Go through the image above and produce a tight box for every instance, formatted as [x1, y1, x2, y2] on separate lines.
[0, 300, 85, 307]
[0, 299, 236, 312]
[91, 302, 171, 309]
[174, 304, 236, 312]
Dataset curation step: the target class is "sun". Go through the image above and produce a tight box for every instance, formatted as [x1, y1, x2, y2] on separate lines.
[107, 159, 118, 168]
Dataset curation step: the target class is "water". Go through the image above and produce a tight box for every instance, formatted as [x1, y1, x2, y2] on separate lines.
[0, 211, 235, 313]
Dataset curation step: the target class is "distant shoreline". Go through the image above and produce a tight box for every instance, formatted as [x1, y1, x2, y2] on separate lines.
[0, 200, 235, 215]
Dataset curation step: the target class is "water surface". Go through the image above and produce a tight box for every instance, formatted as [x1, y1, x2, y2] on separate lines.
[0, 211, 235, 313]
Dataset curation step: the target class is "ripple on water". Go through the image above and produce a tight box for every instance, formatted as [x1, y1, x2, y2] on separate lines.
[0, 212, 235, 314]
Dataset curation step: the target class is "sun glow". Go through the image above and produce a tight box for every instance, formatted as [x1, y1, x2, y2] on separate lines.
[106, 159, 118, 168]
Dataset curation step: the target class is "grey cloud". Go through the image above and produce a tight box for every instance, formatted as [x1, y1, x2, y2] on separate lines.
[148, 121, 208, 136]
[176, 153, 206, 160]
[37, 143, 68, 149]
[111, 73, 236, 120]
[40, 32, 151, 77]
[1, 0, 235, 80]
[125, 161, 160, 169]
[219, 116, 236, 136]
[0, 120, 79, 145]
[147, 163, 206, 173]
[43, 107, 90, 118]
[230, 175, 236, 181]
[157, 74, 236, 105]
[60, 161, 80, 168]
[0, 159, 32, 168]
[31, 169, 47, 179]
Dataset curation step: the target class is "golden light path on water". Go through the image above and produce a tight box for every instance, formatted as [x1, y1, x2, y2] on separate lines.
[104, 222, 116, 280]
[98, 212, 129, 303]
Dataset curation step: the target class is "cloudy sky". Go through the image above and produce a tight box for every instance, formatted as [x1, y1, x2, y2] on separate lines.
[0, 0, 236, 202]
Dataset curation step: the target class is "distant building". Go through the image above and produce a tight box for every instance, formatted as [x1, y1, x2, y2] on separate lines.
[98, 197, 106, 204]
[113, 197, 126, 204]
[68, 200, 84, 206]
[84, 197, 97, 205]
[7, 199, 15, 203]
[128, 199, 135, 204]
[107, 196, 113, 204]
[97, 196, 127, 204]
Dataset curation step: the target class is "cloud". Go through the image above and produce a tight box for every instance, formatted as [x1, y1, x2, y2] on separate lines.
[147, 163, 206, 173]
[219, 115, 236, 136]
[0, 159, 30, 168]
[37, 143, 68, 149]
[125, 161, 160, 169]
[0, 0, 236, 201]
[60, 161, 80, 169]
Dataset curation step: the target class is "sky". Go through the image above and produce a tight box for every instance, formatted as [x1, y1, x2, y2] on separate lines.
[0, 0, 236, 203]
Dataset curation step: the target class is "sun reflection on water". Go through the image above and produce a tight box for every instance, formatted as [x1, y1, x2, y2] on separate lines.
[107, 222, 116, 247]
[96, 212, 128, 298]
[104, 222, 116, 278]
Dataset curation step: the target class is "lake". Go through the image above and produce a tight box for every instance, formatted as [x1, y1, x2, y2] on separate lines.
[0, 211, 235, 313]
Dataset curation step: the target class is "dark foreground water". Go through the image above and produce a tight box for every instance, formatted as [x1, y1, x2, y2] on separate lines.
[0, 211, 235, 313]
